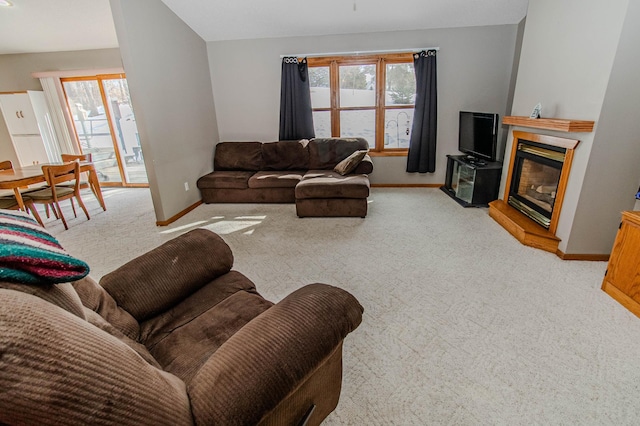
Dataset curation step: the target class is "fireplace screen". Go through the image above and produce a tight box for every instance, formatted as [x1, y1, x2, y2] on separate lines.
[508, 141, 565, 228]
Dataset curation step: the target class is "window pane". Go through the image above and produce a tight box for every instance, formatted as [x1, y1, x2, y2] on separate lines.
[312, 111, 331, 138]
[384, 109, 414, 149]
[102, 78, 147, 184]
[339, 65, 376, 107]
[309, 67, 330, 109]
[386, 63, 416, 106]
[340, 110, 375, 147]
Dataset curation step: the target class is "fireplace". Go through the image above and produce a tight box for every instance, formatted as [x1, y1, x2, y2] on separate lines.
[508, 141, 565, 228]
[488, 130, 580, 253]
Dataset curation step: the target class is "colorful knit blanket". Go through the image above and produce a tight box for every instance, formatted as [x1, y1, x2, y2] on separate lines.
[0, 209, 89, 284]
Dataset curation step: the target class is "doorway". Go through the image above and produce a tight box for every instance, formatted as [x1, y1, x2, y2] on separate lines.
[61, 74, 148, 186]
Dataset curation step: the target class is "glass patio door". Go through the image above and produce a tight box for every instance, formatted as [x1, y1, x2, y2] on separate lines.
[61, 74, 148, 186]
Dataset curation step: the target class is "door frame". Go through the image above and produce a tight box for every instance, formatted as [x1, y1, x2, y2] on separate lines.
[60, 74, 148, 188]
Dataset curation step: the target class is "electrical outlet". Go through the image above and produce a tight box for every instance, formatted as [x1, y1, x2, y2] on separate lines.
[184, 182, 189, 191]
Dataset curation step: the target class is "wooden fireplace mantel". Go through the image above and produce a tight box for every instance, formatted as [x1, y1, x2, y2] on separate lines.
[503, 116, 594, 133]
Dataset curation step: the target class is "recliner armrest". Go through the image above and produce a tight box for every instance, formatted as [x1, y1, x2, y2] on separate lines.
[187, 283, 363, 425]
[0, 289, 193, 426]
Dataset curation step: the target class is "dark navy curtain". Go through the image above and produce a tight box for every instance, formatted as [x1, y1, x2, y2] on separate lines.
[406, 50, 437, 173]
[279, 57, 315, 140]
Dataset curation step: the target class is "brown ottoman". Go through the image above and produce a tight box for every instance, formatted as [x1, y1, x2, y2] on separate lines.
[295, 171, 370, 218]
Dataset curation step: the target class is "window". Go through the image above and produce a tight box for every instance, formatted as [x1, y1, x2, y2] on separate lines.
[308, 53, 416, 155]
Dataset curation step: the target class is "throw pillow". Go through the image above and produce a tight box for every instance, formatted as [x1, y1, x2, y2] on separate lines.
[0, 209, 89, 284]
[334, 149, 369, 176]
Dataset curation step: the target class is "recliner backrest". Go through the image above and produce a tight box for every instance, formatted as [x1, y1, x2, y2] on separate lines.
[100, 229, 234, 322]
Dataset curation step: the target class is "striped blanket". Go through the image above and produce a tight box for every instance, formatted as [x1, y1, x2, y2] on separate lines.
[0, 209, 89, 284]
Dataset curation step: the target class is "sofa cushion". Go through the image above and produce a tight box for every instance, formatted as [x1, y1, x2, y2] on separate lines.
[248, 171, 305, 189]
[100, 229, 234, 322]
[140, 270, 258, 347]
[197, 171, 254, 189]
[72, 275, 140, 340]
[334, 150, 369, 175]
[296, 171, 370, 199]
[0, 209, 89, 285]
[214, 142, 264, 171]
[262, 140, 309, 170]
[83, 308, 161, 369]
[147, 289, 273, 384]
[308, 138, 369, 170]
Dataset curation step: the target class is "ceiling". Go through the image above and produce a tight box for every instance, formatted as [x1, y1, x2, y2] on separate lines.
[0, 0, 118, 54]
[0, 0, 528, 55]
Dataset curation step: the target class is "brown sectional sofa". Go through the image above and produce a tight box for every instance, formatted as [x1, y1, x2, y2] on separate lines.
[197, 138, 373, 217]
[0, 228, 364, 425]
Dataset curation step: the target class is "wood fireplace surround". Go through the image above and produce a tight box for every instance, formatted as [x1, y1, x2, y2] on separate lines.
[489, 116, 594, 256]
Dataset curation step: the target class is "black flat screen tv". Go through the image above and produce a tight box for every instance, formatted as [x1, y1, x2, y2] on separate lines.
[458, 111, 499, 162]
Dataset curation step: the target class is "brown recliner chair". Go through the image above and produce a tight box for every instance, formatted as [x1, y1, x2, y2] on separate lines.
[0, 228, 363, 425]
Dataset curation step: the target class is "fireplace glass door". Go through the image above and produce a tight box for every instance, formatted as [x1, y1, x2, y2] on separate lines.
[508, 141, 564, 228]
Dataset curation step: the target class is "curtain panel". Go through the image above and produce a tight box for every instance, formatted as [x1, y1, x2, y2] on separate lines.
[279, 57, 315, 141]
[406, 50, 437, 173]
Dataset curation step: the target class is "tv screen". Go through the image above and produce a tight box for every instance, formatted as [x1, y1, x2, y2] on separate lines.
[458, 111, 499, 162]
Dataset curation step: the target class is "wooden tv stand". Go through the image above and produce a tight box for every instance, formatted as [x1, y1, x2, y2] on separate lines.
[440, 155, 502, 207]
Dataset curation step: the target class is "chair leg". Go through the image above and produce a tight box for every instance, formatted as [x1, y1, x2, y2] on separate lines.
[75, 194, 90, 221]
[45, 204, 50, 218]
[26, 203, 44, 228]
[54, 201, 68, 230]
[50, 204, 59, 219]
[70, 198, 77, 218]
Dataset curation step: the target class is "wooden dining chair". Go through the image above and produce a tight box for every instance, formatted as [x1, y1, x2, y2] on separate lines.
[0, 160, 16, 198]
[59, 153, 101, 206]
[60, 153, 92, 190]
[0, 160, 45, 226]
[25, 162, 90, 230]
[0, 194, 44, 227]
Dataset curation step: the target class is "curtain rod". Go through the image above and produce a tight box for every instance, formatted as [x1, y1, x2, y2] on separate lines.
[279, 47, 439, 58]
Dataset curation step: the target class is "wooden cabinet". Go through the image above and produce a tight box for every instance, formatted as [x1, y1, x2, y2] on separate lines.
[0, 91, 55, 166]
[601, 211, 640, 318]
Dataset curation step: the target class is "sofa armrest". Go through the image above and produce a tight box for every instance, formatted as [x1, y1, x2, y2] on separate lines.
[187, 283, 363, 425]
[353, 154, 373, 174]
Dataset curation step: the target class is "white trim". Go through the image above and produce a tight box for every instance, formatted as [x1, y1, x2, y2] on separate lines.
[280, 47, 439, 58]
[38, 77, 76, 155]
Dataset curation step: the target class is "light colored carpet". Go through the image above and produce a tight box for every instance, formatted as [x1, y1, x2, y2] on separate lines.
[50, 187, 640, 425]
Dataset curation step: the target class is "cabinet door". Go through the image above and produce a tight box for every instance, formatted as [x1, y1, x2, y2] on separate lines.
[13, 135, 49, 166]
[455, 166, 476, 203]
[606, 219, 640, 303]
[0, 94, 26, 134]
[0, 94, 40, 135]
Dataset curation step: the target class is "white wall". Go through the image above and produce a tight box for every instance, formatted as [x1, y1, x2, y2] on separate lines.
[501, 0, 630, 253]
[566, 0, 640, 254]
[110, 0, 219, 222]
[207, 25, 519, 185]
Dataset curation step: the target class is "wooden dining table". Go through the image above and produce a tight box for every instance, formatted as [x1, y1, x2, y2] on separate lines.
[0, 162, 106, 212]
